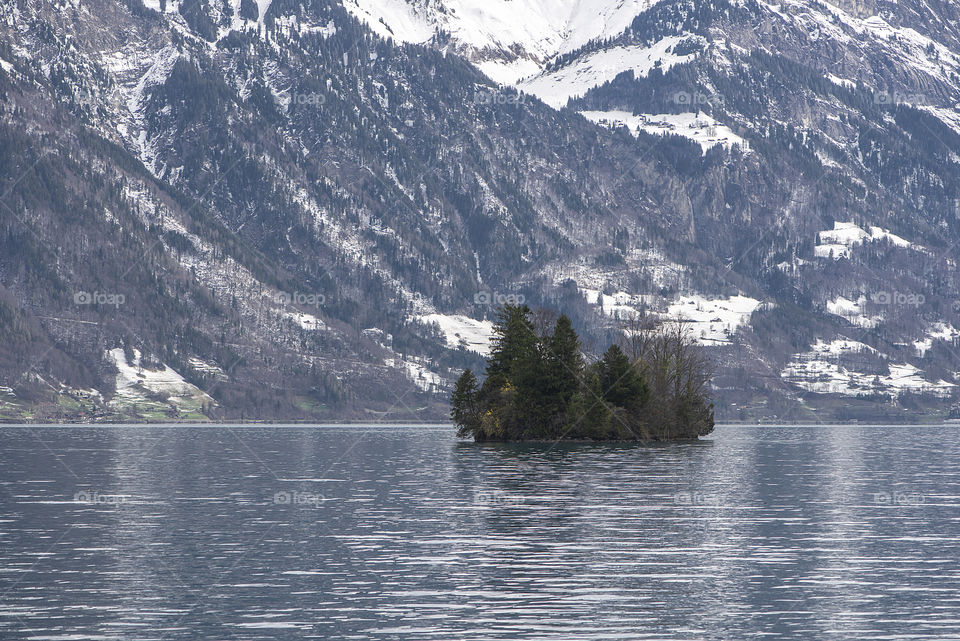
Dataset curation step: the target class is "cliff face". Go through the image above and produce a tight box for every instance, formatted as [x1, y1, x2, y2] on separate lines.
[1, 0, 959, 422]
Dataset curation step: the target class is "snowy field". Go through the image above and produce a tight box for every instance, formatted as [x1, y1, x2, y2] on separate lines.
[781, 339, 956, 398]
[580, 110, 749, 153]
[342, 0, 665, 85]
[665, 295, 763, 344]
[519, 37, 699, 108]
[417, 314, 495, 356]
[107, 348, 212, 414]
[579, 288, 762, 345]
[825, 295, 883, 329]
[815, 221, 914, 258]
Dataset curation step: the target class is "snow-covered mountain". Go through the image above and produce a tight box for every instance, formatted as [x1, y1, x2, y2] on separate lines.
[342, 0, 662, 83]
[346, 0, 960, 115]
[2, 0, 960, 422]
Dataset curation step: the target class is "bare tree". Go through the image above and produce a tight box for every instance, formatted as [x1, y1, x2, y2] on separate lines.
[619, 312, 715, 438]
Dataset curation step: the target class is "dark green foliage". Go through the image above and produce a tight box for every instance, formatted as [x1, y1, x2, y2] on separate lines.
[544, 315, 584, 410]
[238, 0, 259, 21]
[597, 344, 649, 411]
[452, 305, 713, 441]
[481, 304, 538, 396]
[451, 369, 480, 438]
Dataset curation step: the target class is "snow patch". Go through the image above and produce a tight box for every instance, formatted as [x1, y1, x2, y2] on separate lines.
[341, 0, 433, 44]
[417, 314, 494, 356]
[782, 350, 955, 398]
[519, 37, 699, 108]
[665, 295, 762, 345]
[825, 73, 855, 89]
[913, 323, 960, 357]
[825, 295, 881, 328]
[283, 311, 326, 331]
[815, 221, 914, 258]
[108, 348, 213, 412]
[581, 110, 748, 153]
[385, 356, 446, 393]
[581, 289, 652, 317]
[921, 106, 960, 138]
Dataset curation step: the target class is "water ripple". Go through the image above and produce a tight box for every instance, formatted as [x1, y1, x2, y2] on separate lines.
[0, 424, 958, 639]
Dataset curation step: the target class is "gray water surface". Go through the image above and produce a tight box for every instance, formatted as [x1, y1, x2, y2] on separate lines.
[1, 424, 959, 640]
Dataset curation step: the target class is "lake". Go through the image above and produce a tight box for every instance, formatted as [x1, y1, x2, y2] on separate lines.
[1, 424, 959, 640]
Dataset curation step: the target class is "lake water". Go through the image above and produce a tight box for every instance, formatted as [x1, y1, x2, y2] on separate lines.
[1, 424, 959, 640]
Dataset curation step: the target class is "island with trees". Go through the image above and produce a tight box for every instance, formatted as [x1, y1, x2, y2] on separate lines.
[451, 304, 715, 442]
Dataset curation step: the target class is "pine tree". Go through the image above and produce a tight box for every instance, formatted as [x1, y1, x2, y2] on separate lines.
[597, 344, 648, 411]
[482, 304, 537, 388]
[547, 315, 584, 405]
[452, 308, 713, 442]
[479, 304, 538, 439]
[567, 370, 611, 439]
[451, 369, 480, 439]
[533, 314, 584, 432]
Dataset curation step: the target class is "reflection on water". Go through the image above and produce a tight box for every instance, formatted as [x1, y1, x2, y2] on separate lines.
[1, 424, 959, 639]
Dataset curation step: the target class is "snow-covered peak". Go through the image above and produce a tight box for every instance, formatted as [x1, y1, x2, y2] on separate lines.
[341, 0, 663, 84]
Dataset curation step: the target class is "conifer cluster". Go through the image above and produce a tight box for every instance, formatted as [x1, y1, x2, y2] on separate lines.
[452, 305, 715, 441]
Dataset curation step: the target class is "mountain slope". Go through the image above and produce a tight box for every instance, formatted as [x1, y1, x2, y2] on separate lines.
[1, 0, 960, 422]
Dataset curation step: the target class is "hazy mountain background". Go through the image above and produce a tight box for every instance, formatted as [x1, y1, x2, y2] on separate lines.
[2, 0, 960, 422]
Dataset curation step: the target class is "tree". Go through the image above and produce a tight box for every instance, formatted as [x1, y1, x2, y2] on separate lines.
[450, 306, 712, 442]
[481, 304, 537, 395]
[567, 370, 611, 438]
[597, 344, 648, 410]
[620, 315, 714, 439]
[514, 314, 585, 438]
[239, 0, 259, 20]
[547, 315, 584, 406]
[451, 369, 480, 439]
[478, 304, 539, 438]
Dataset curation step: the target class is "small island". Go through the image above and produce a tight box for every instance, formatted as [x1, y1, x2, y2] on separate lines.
[452, 304, 715, 442]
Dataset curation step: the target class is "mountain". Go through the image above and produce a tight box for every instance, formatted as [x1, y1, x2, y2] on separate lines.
[1, 0, 959, 423]
[341, 0, 662, 84]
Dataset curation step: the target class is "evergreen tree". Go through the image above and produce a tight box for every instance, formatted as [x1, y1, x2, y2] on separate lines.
[450, 308, 712, 442]
[482, 304, 537, 391]
[451, 369, 480, 439]
[479, 304, 538, 439]
[546, 315, 584, 406]
[532, 314, 585, 433]
[239, 0, 259, 20]
[567, 370, 611, 439]
[598, 344, 649, 411]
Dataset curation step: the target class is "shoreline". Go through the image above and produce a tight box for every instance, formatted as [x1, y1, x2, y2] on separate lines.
[2, 421, 957, 427]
